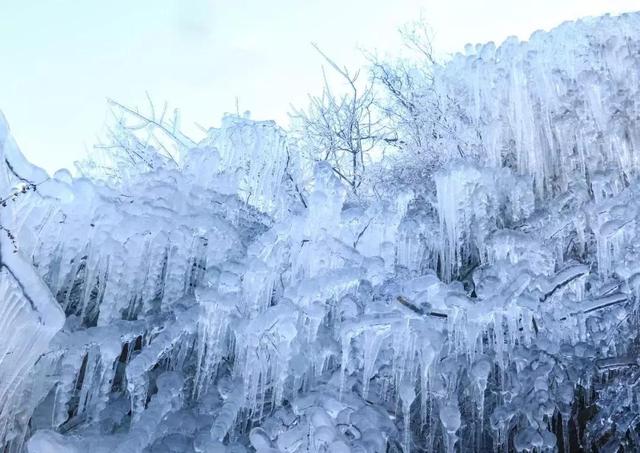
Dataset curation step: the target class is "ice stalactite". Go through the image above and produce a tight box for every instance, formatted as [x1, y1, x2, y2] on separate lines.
[439, 401, 461, 453]
[399, 381, 416, 453]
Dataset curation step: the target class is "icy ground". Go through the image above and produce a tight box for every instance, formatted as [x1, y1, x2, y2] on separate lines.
[1, 11, 640, 453]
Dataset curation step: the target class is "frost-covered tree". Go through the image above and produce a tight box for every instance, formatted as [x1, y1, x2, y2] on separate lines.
[292, 45, 390, 193]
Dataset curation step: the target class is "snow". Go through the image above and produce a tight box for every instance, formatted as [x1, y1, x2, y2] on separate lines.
[0, 9, 639, 453]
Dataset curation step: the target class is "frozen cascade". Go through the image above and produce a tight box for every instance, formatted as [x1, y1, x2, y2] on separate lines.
[127, 303, 199, 421]
[6, 10, 640, 453]
[200, 115, 292, 218]
[435, 164, 534, 281]
[434, 164, 483, 282]
[0, 113, 66, 449]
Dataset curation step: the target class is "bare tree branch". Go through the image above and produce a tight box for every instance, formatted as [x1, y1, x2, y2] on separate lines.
[291, 44, 391, 193]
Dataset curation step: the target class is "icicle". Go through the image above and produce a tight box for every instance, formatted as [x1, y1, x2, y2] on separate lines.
[210, 378, 244, 442]
[471, 357, 492, 449]
[361, 326, 391, 399]
[399, 381, 416, 453]
[439, 401, 461, 453]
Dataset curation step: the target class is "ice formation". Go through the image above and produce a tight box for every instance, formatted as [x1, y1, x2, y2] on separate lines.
[0, 11, 640, 453]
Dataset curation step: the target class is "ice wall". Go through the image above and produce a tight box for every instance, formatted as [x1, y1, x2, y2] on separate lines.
[2, 10, 640, 453]
[429, 12, 640, 199]
[0, 113, 66, 450]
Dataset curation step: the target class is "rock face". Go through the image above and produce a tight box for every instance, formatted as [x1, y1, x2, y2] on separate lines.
[1, 11, 640, 453]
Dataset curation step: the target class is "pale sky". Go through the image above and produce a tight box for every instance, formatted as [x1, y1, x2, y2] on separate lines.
[0, 0, 638, 173]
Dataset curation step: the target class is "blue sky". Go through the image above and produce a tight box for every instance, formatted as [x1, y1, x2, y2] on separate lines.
[1, 0, 638, 173]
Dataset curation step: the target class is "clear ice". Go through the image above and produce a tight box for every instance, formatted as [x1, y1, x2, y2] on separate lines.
[0, 11, 640, 453]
